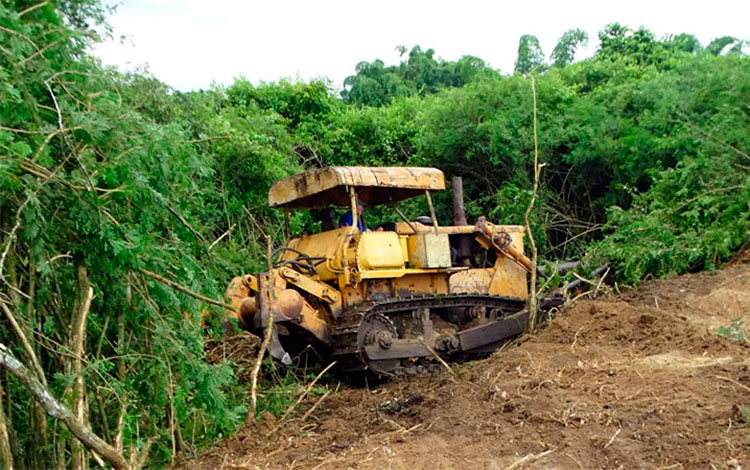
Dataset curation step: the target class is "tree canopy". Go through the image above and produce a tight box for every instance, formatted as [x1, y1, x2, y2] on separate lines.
[551, 29, 589, 67]
[341, 46, 487, 106]
[514, 34, 545, 73]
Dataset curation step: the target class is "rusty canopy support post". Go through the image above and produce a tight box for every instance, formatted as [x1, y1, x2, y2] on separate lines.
[341, 186, 359, 287]
[283, 208, 290, 239]
[349, 186, 359, 232]
[394, 206, 418, 234]
[424, 190, 438, 232]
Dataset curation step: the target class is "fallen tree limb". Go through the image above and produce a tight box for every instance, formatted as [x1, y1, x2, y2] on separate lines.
[163, 203, 205, 242]
[139, 269, 235, 312]
[0, 343, 129, 470]
[504, 449, 555, 470]
[417, 336, 456, 376]
[272, 360, 337, 433]
[300, 390, 331, 423]
[208, 224, 235, 252]
[715, 375, 750, 393]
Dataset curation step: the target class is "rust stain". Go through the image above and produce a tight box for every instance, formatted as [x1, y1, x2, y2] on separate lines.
[268, 166, 445, 208]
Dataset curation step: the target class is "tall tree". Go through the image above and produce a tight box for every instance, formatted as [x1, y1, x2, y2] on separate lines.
[550, 29, 589, 67]
[598, 22, 631, 56]
[706, 36, 742, 55]
[514, 35, 545, 74]
[669, 33, 702, 53]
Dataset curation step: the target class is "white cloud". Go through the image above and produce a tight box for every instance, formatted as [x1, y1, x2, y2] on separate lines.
[92, 0, 750, 91]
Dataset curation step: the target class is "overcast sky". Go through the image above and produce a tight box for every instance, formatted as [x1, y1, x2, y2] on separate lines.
[93, 0, 750, 92]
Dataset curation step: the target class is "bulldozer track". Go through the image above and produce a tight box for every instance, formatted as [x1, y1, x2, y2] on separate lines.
[331, 294, 526, 374]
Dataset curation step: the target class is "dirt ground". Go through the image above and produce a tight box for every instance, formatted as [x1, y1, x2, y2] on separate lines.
[182, 256, 750, 470]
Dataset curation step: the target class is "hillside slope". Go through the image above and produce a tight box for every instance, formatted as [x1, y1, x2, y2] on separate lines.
[182, 256, 750, 470]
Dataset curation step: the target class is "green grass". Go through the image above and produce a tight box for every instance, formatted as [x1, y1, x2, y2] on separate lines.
[256, 363, 329, 419]
[738, 404, 750, 427]
[717, 318, 749, 343]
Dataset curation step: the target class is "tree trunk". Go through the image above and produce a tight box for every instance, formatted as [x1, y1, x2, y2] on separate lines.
[1, 268, 49, 469]
[524, 74, 541, 329]
[0, 345, 130, 470]
[0, 380, 13, 470]
[69, 265, 92, 470]
[29, 403, 48, 469]
[27, 258, 52, 469]
[115, 278, 130, 453]
[56, 436, 66, 470]
[2, 372, 21, 468]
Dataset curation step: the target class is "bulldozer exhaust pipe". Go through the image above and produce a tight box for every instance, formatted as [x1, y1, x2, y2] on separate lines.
[452, 176, 472, 266]
[452, 176, 468, 226]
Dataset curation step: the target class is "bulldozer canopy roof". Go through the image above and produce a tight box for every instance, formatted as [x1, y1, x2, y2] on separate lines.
[268, 166, 445, 209]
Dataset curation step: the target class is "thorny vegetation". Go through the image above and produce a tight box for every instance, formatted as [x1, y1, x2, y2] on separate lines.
[0, 0, 748, 467]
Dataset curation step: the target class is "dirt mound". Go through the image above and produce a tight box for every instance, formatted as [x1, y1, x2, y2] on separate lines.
[180, 262, 750, 470]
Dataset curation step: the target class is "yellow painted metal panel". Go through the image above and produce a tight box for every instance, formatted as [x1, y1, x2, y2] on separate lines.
[357, 232, 405, 270]
[295, 301, 330, 342]
[449, 268, 493, 294]
[489, 226, 528, 299]
[392, 273, 449, 297]
[224, 276, 249, 319]
[357, 267, 455, 280]
[398, 235, 409, 262]
[489, 256, 528, 299]
[284, 227, 350, 281]
[277, 267, 342, 316]
[407, 232, 451, 268]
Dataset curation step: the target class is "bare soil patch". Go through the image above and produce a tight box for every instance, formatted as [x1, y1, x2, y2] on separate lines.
[180, 258, 750, 470]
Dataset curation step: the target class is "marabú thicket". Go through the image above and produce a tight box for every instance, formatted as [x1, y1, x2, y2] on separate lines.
[0, 0, 747, 467]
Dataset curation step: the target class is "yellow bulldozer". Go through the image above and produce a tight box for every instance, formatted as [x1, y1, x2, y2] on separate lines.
[226, 166, 533, 377]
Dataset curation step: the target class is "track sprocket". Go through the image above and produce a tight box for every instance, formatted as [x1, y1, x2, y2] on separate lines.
[357, 312, 399, 374]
